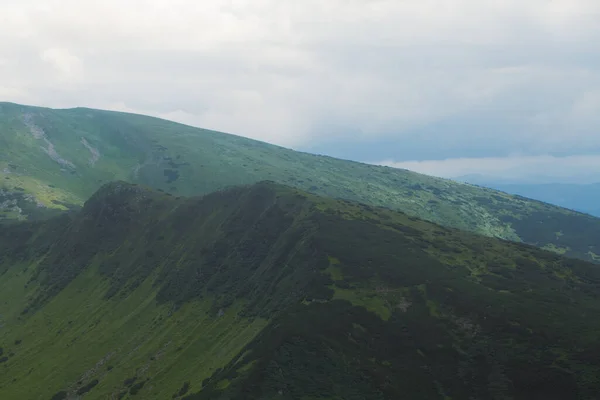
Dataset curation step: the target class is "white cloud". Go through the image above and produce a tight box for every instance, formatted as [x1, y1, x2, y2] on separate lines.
[0, 86, 28, 99]
[40, 48, 84, 83]
[0, 0, 599, 159]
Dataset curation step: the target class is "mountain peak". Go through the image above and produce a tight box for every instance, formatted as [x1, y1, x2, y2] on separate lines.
[81, 181, 167, 220]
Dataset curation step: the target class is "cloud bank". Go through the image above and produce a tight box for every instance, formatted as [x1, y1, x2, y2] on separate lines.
[378, 154, 600, 184]
[1, 0, 600, 180]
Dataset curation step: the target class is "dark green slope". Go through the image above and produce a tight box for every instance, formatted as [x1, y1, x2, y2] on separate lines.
[1, 182, 600, 399]
[1, 102, 600, 263]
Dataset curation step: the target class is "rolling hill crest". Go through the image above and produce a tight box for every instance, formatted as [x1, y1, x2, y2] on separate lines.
[1, 102, 600, 264]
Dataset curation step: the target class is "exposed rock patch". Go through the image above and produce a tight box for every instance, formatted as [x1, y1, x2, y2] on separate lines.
[22, 114, 76, 170]
[81, 138, 101, 166]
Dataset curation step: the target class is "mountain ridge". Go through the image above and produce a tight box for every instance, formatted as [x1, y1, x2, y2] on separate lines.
[1, 102, 600, 264]
[1, 181, 600, 399]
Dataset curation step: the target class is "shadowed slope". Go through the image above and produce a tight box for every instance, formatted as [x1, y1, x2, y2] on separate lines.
[0, 182, 599, 399]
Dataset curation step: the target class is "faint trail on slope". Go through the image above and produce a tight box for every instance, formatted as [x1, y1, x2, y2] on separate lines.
[22, 114, 76, 170]
[81, 137, 101, 166]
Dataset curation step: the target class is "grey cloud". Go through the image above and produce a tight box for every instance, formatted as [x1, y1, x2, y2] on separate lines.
[1, 0, 600, 161]
[378, 154, 600, 184]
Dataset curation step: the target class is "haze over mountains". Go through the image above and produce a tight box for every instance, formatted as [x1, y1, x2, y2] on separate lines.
[458, 175, 600, 218]
[492, 182, 600, 218]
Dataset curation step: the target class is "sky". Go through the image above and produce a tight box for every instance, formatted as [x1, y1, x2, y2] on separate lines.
[1, 0, 600, 183]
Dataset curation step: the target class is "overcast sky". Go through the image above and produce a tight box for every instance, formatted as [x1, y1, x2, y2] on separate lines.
[1, 0, 600, 183]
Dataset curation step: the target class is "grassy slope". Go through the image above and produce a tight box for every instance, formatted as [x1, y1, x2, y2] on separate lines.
[0, 264, 266, 400]
[1, 102, 599, 262]
[1, 182, 600, 399]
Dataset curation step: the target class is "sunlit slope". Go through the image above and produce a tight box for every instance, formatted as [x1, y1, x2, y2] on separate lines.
[0, 182, 599, 399]
[0, 265, 266, 399]
[1, 101, 599, 262]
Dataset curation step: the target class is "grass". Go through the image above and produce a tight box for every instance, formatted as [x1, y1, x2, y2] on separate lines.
[0, 263, 266, 399]
[330, 287, 393, 321]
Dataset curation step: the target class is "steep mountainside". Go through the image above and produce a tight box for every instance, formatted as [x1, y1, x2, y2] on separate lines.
[1, 102, 600, 263]
[1, 181, 600, 399]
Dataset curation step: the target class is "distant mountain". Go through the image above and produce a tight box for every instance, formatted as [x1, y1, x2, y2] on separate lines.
[493, 183, 600, 217]
[2, 102, 600, 263]
[1, 181, 600, 399]
[458, 175, 600, 217]
[458, 172, 600, 186]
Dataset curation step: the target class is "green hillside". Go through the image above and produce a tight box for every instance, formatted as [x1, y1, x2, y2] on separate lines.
[1, 101, 600, 263]
[1, 181, 600, 399]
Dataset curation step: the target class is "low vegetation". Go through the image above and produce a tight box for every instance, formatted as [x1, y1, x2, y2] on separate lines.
[0, 181, 599, 398]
